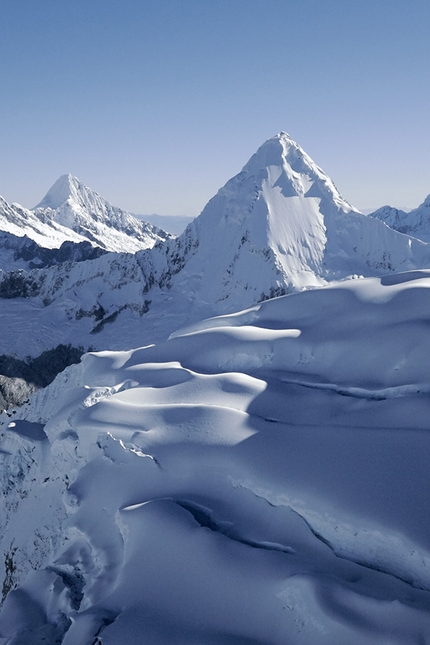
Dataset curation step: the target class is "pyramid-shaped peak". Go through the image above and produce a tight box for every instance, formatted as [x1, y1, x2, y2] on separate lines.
[272, 131, 304, 149]
[238, 132, 347, 207]
[34, 174, 97, 210]
[243, 132, 321, 176]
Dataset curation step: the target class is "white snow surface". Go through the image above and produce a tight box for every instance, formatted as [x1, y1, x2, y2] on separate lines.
[0, 195, 87, 251]
[1, 271, 430, 643]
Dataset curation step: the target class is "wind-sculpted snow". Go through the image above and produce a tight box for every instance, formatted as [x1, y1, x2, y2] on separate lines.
[1, 272, 430, 643]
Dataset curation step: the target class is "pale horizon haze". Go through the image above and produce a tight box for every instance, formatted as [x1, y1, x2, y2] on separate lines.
[0, 0, 429, 217]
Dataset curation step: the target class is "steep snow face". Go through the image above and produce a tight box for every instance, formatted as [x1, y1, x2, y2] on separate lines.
[143, 132, 430, 311]
[184, 133, 333, 302]
[33, 174, 173, 253]
[2, 271, 430, 643]
[370, 195, 430, 242]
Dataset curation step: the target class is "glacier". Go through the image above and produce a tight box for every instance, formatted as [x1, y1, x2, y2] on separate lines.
[1, 272, 430, 643]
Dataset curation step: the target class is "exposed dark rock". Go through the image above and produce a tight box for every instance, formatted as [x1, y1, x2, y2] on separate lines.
[0, 270, 42, 299]
[0, 344, 86, 412]
[0, 231, 107, 270]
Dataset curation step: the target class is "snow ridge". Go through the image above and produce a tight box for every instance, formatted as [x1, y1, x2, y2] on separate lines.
[0, 177, 172, 267]
[33, 174, 173, 253]
[370, 194, 430, 242]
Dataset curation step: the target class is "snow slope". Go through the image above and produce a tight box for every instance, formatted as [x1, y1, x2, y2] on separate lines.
[369, 195, 430, 242]
[0, 195, 89, 251]
[1, 270, 430, 643]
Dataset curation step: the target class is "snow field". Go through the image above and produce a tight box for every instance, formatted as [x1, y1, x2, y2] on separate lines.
[1, 272, 430, 642]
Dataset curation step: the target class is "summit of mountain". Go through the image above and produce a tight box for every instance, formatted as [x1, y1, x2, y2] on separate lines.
[141, 132, 430, 311]
[33, 174, 173, 253]
[0, 175, 172, 272]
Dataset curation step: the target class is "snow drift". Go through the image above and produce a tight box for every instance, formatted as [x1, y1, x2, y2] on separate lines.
[1, 271, 430, 643]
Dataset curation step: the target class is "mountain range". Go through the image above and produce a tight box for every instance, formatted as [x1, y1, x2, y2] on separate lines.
[0, 174, 172, 272]
[369, 194, 430, 242]
[1, 132, 430, 643]
[1, 132, 430, 366]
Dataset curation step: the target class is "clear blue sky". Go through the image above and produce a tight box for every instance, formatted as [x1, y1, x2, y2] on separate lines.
[0, 0, 429, 215]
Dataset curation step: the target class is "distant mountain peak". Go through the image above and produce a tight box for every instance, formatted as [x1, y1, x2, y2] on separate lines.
[369, 194, 430, 243]
[34, 173, 84, 210]
[31, 175, 172, 253]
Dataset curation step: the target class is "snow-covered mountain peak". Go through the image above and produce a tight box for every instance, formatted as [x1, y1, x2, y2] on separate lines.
[34, 173, 83, 210]
[32, 174, 172, 253]
[140, 132, 430, 313]
[34, 173, 124, 223]
[240, 132, 350, 209]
